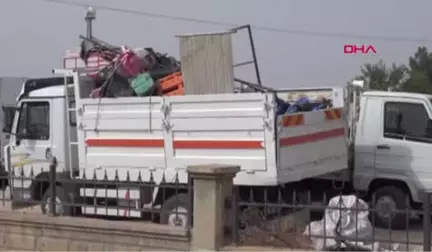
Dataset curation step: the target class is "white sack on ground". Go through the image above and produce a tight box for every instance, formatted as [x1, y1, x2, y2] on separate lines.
[303, 195, 399, 251]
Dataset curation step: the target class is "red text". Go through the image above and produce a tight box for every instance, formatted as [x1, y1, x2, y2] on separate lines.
[344, 45, 377, 55]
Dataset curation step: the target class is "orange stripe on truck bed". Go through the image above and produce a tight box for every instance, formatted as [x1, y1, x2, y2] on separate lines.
[324, 108, 342, 120]
[279, 127, 345, 147]
[85, 138, 263, 149]
[86, 128, 345, 149]
[282, 114, 305, 127]
[173, 140, 262, 149]
[85, 139, 165, 147]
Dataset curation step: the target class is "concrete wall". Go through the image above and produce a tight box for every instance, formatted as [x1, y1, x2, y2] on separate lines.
[0, 211, 189, 251]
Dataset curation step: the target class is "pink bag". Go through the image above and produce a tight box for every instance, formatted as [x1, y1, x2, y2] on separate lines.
[117, 46, 142, 78]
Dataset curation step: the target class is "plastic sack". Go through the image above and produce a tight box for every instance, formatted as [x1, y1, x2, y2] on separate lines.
[133, 48, 157, 70]
[303, 195, 398, 251]
[276, 97, 290, 115]
[295, 96, 310, 104]
[286, 96, 310, 113]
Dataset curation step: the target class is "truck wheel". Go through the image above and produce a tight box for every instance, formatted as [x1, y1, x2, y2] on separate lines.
[370, 186, 409, 229]
[40, 186, 72, 216]
[160, 193, 189, 228]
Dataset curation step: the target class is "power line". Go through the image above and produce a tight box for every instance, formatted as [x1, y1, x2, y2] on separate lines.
[43, 0, 432, 43]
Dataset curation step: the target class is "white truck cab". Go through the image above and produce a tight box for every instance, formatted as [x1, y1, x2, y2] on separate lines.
[3, 74, 432, 229]
[352, 91, 432, 227]
[3, 77, 77, 203]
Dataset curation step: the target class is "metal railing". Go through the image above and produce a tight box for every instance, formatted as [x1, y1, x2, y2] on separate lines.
[4, 161, 432, 250]
[230, 186, 432, 251]
[0, 161, 193, 232]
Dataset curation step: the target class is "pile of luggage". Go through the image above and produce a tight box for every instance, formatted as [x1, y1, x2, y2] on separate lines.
[276, 96, 333, 115]
[78, 36, 183, 98]
[76, 36, 335, 113]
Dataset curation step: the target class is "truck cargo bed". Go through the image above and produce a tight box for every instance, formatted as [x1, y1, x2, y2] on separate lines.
[277, 108, 347, 182]
[75, 92, 347, 186]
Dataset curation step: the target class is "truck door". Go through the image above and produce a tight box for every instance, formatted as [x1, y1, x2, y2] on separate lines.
[374, 99, 432, 189]
[9, 99, 52, 189]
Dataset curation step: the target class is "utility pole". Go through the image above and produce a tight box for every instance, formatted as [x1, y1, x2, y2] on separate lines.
[85, 6, 96, 39]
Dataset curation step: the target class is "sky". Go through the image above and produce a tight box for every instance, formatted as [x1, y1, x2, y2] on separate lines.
[1, 0, 431, 89]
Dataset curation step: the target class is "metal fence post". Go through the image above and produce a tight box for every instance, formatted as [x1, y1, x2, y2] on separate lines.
[423, 191, 431, 251]
[49, 157, 57, 217]
[231, 186, 239, 245]
[187, 173, 194, 237]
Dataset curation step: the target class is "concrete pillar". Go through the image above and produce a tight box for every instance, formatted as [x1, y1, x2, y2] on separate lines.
[187, 164, 240, 251]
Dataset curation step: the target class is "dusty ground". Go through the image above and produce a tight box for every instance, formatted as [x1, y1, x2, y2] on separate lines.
[236, 210, 427, 251]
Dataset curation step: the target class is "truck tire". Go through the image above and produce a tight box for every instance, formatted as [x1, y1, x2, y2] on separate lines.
[160, 193, 189, 228]
[370, 186, 409, 229]
[40, 186, 72, 216]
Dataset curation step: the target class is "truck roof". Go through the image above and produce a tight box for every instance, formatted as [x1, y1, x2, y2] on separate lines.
[363, 90, 432, 101]
[28, 86, 65, 98]
[19, 77, 73, 100]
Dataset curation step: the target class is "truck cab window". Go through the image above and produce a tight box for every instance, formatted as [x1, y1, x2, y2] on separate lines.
[16, 101, 50, 140]
[384, 102, 431, 141]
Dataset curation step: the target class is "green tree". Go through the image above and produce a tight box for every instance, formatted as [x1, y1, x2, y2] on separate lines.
[402, 71, 432, 93]
[354, 60, 408, 91]
[403, 46, 432, 93]
[353, 46, 432, 94]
